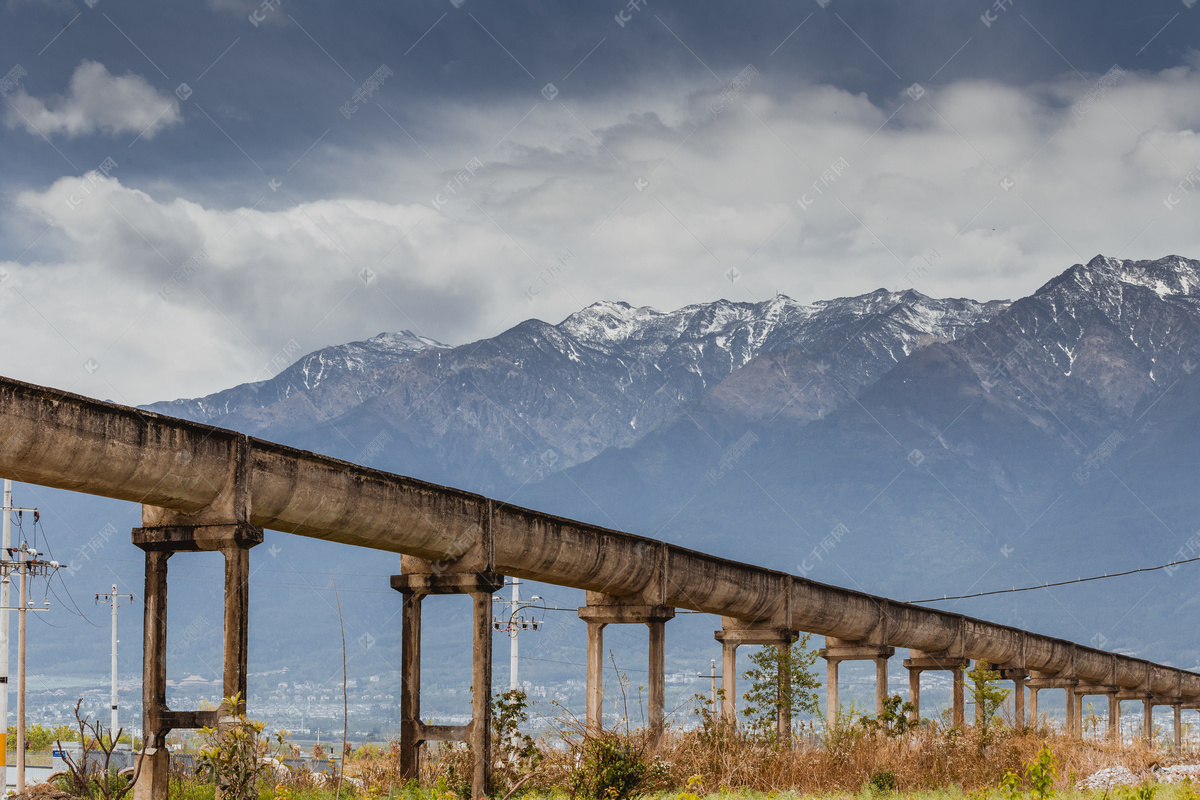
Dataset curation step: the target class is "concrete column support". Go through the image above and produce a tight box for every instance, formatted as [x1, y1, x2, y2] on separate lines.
[1117, 689, 1155, 743]
[221, 544, 251, 709]
[1029, 687, 1038, 727]
[721, 641, 737, 722]
[586, 621, 606, 732]
[1080, 690, 1089, 743]
[826, 658, 839, 729]
[874, 656, 889, 714]
[131, 487, 262, 800]
[1028, 672, 1077, 737]
[778, 642, 793, 741]
[999, 668, 1029, 730]
[392, 568, 504, 800]
[1014, 681, 1025, 729]
[822, 638, 895, 723]
[1174, 704, 1183, 749]
[134, 549, 170, 800]
[649, 621, 667, 740]
[715, 620, 795, 739]
[398, 590, 422, 783]
[1074, 684, 1120, 740]
[579, 599, 675, 744]
[953, 669, 965, 728]
[469, 590, 493, 796]
[907, 667, 920, 725]
[1108, 693, 1119, 741]
[903, 652, 969, 728]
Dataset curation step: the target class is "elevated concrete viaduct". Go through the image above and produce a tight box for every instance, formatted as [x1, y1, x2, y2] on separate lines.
[0, 374, 1196, 797]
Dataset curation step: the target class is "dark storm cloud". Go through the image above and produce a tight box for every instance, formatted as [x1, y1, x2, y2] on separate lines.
[1, 0, 1199, 402]
[1, 1, 1194, 199]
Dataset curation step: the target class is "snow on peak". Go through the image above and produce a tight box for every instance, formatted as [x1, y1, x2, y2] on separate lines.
[365, 330, 449, 353]
[1061, 255, 1200, 298]
[557, 301, 668, 342]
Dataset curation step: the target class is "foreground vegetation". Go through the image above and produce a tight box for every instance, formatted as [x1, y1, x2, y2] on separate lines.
[43, 648, 1200, 800]
[48, 698, 1200, 800]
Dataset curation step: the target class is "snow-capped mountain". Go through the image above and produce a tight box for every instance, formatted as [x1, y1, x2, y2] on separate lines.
[148, 330, 447, 432]
[49, 253, 1200, 688]
[510, 255, 1200, 663]
[145, 289, 1007, 490]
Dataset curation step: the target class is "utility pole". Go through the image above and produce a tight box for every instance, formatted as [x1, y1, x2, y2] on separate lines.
[492, 579, 542, 692]
[698, 660, 722, 720]
[95, 586, 133, 736]
[0, 540, 59, 793]
[510, 579, 519, 691]
[0, 487, 44, 796]
[0, 480, 10, 797]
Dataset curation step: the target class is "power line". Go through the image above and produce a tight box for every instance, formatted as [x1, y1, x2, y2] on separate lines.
[908, 554, 1200, 603]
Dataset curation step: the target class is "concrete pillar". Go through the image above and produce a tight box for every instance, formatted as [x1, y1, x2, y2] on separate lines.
[586, 621, 606, 731]
[907, 668, 921, 724]
[581, 601, 675, 739]
[904, 654, 970, 728]
[717, 621, 795, 740]
[132, 498, 263, 800]
[469, 591, 493, 797]
[134, 550, 170, 800]
[1174, 705, 1183, 749]
[874, 656, 888, 714]
[221, 545, 251, 709]
[1108, 693, 1119, 741]
[953, 668, 965, 728]
[998, 668, 1028, 730]
[1072, 692, 1083, 739]
[721, 641, 737, 722]
[826, 658, 839, 729]
[648, 621, 666, 744]
[393, 569, 503, 800]
[1143, 699, 1153, 740]
[776, 642, 792, 741]
[398, 591, 422, 783]
[1029, 687, 1038, 727]
[823, 639, 894, 727]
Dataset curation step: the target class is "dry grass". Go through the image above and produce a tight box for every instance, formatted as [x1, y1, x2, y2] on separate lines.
[654, 719, 1184, 795]
[159, 718, 1200, 800]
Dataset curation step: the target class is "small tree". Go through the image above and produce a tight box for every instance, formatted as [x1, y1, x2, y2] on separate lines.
[741, 634, 821, 741]
[491, 689, 540, 794]
[56, 699, 142, 800]
[859, 694, 916, 737]
[965, 660, 1010, 742]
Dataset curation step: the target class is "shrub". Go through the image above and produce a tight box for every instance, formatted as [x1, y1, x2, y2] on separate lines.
[569, 733, 667, 800]
[869, 769, 897, 793]
[194, 694, 273, 800]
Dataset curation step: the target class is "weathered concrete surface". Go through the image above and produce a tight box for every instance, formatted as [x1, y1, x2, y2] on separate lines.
[2, 375, 1200, 699]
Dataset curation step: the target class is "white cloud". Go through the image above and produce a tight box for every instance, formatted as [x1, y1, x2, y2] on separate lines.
[5, 60, 181, 139]
[5, 63, 1200, 404]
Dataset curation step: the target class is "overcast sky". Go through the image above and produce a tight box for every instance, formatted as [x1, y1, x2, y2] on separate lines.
[2, 0, 1199, 404]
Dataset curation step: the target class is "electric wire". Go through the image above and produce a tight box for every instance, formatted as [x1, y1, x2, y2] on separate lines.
[908, 554, 1200, 603]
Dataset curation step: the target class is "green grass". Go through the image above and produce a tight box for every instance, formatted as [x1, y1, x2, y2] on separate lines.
[147, 775, 1200, 800]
